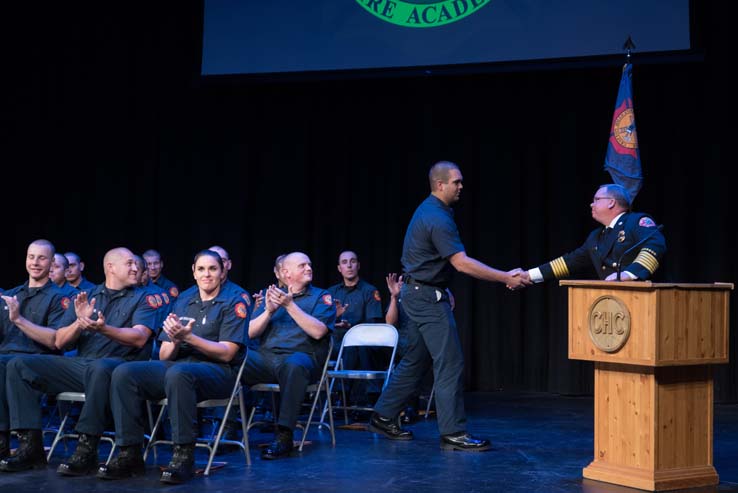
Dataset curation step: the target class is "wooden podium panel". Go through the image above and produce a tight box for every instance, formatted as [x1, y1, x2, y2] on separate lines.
[561, 281, 733, 491]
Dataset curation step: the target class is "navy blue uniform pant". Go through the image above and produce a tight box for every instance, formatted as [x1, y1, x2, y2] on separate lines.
[7, 354, 124, 434]
[110, 360, 235, 446]
[374, 283, 466, 436]
[242, 350, 320, 431]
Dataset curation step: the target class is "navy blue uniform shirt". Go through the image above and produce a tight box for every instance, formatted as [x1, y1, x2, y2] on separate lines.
[401, 195, 465, 287]
[158, 287, 249, 367]
[148, 274, 179, 301]
[76, 277, 96, 292]
[251, 284, 335, 357]
[58, 283, 158, 361]
[327, 279, 383, 326]
[0, 281, 68, 354]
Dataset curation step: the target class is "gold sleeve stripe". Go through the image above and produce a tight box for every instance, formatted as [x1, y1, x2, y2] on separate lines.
[633, 249, 659, 274]
[550, 257, 570, 279]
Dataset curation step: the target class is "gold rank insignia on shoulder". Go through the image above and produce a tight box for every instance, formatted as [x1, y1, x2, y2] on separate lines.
[617, 230, 626, 243]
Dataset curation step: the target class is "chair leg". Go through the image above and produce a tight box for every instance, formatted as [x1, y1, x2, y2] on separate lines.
[47, 402, 72, 461]
[425, 384, 435, 419]
[238, 391, 251, 466]
[143, 403, 168, 461]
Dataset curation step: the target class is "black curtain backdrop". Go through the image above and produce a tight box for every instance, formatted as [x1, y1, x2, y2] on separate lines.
[2, 2, 736, 400]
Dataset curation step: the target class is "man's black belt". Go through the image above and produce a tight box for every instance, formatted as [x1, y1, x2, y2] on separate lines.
[404, 276, 446, 290]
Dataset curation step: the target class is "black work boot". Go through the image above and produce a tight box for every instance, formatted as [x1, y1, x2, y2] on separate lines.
[160, 443, 195, 484]
[0, 429, 47, 472]
[261, 426, 294, 460]
[0, 431, 9, 460]
[97, 444, 145, 480]
[57, 433, 100, 476]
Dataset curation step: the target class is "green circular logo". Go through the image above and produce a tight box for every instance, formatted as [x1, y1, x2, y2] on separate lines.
[357, 0, 491, 28]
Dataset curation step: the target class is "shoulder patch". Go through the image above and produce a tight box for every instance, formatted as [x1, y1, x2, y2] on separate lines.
[146, 295, 158, 309]
[241, 293, 252, 306]
[373, 290, 382, 302]
[322, 294, 333, 306]
[61, 297, 70, 310]
[639, 217, 656, 228]
[169, 287, 179, 298]
[235, 302, 248, 319]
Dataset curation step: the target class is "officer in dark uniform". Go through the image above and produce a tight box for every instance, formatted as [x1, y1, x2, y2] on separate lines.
[98, 249, 249, 484]
[246, 251, 335, 460]
[50, 253, 81, 298]
[0, 239, 68, 459]
[64, 252, 96, 292]
[525, 183, 666, 283]
[327, 250, 383, 406]
[143, 249, 180, 302]
[368, 161, 529, 452]
[0, 247, 157, 474]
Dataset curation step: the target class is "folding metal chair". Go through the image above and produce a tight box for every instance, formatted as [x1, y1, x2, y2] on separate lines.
[46, 392, 117, 463]
[321, 323, 398, 425]
[245, 338, 335, 452]
[143, 353, 251, 472]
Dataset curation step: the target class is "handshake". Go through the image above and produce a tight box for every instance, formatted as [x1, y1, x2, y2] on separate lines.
[505, 268, 533, 291]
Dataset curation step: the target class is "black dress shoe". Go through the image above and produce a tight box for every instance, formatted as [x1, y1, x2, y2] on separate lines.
[367, 413, 413, 441]
[261, 428, 293, 460]
[57, 433, 100, 476]
[0, 430, 47, 472]
[97, 445, 145, 480]
[440, 432, 491, 452]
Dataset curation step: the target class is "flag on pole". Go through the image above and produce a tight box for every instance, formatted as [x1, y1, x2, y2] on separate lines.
[604, 62, 642, 202]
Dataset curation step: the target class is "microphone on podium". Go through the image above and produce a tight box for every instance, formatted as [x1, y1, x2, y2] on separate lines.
[615, 224, 664, 281]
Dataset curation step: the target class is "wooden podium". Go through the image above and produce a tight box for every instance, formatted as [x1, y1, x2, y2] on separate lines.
[561, 281, 733, 491]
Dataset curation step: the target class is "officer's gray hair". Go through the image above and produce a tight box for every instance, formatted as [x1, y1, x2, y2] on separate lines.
[599, 183, 632, 210]
[428, 161, 460, 191]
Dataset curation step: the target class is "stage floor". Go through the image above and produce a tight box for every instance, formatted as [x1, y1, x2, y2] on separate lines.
[1, 391, 736, 492]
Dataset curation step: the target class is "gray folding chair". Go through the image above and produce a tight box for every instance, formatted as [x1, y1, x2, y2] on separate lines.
[46, 392, 117, 463]
[320, 323, 398, 425]
[143, 353, 251, 472]
[245, 338, 335, 452]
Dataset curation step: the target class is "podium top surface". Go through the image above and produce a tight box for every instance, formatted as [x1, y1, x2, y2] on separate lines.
[559, 280, 734, 290]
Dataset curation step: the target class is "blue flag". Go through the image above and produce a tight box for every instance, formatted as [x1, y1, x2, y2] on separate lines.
[604, 63, 642, 202]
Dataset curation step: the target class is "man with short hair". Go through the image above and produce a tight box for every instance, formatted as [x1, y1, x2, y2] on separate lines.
[50, 253, 80, 297]
[0, 247, 157, 474]
[0, 239, 68, 459]
[368, 161, 529, 452]
[64, 252, 96, 291]
[327, 250, 384, 408]
[245, 252, 335, 460]
[143, 249, 179, 301]
[523, 183, 666, 283]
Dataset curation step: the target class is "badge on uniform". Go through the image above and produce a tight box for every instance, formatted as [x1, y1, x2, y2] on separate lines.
[639, 217, 656, 228]
[435, 290, 442, 302]
[617, 231, 626, 243]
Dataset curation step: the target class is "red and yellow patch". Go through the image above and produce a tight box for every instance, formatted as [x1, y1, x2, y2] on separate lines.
[61, 297, 70, 310]
[241, 293, 252, 306]
[169, 287, 179, 298]
[322, 294, 333, 306]
[146, 295, 158, 309]
[162, 293, 170, 304]
[235, 302, 248, 319]
[154, 294, 163, 307]
[373, 290, 381, 302]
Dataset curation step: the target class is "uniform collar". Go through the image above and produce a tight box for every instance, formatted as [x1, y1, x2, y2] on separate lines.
[607, 212, 627, 229]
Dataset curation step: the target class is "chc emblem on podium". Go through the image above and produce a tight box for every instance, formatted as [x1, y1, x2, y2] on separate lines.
[588, 295, 631, 353]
